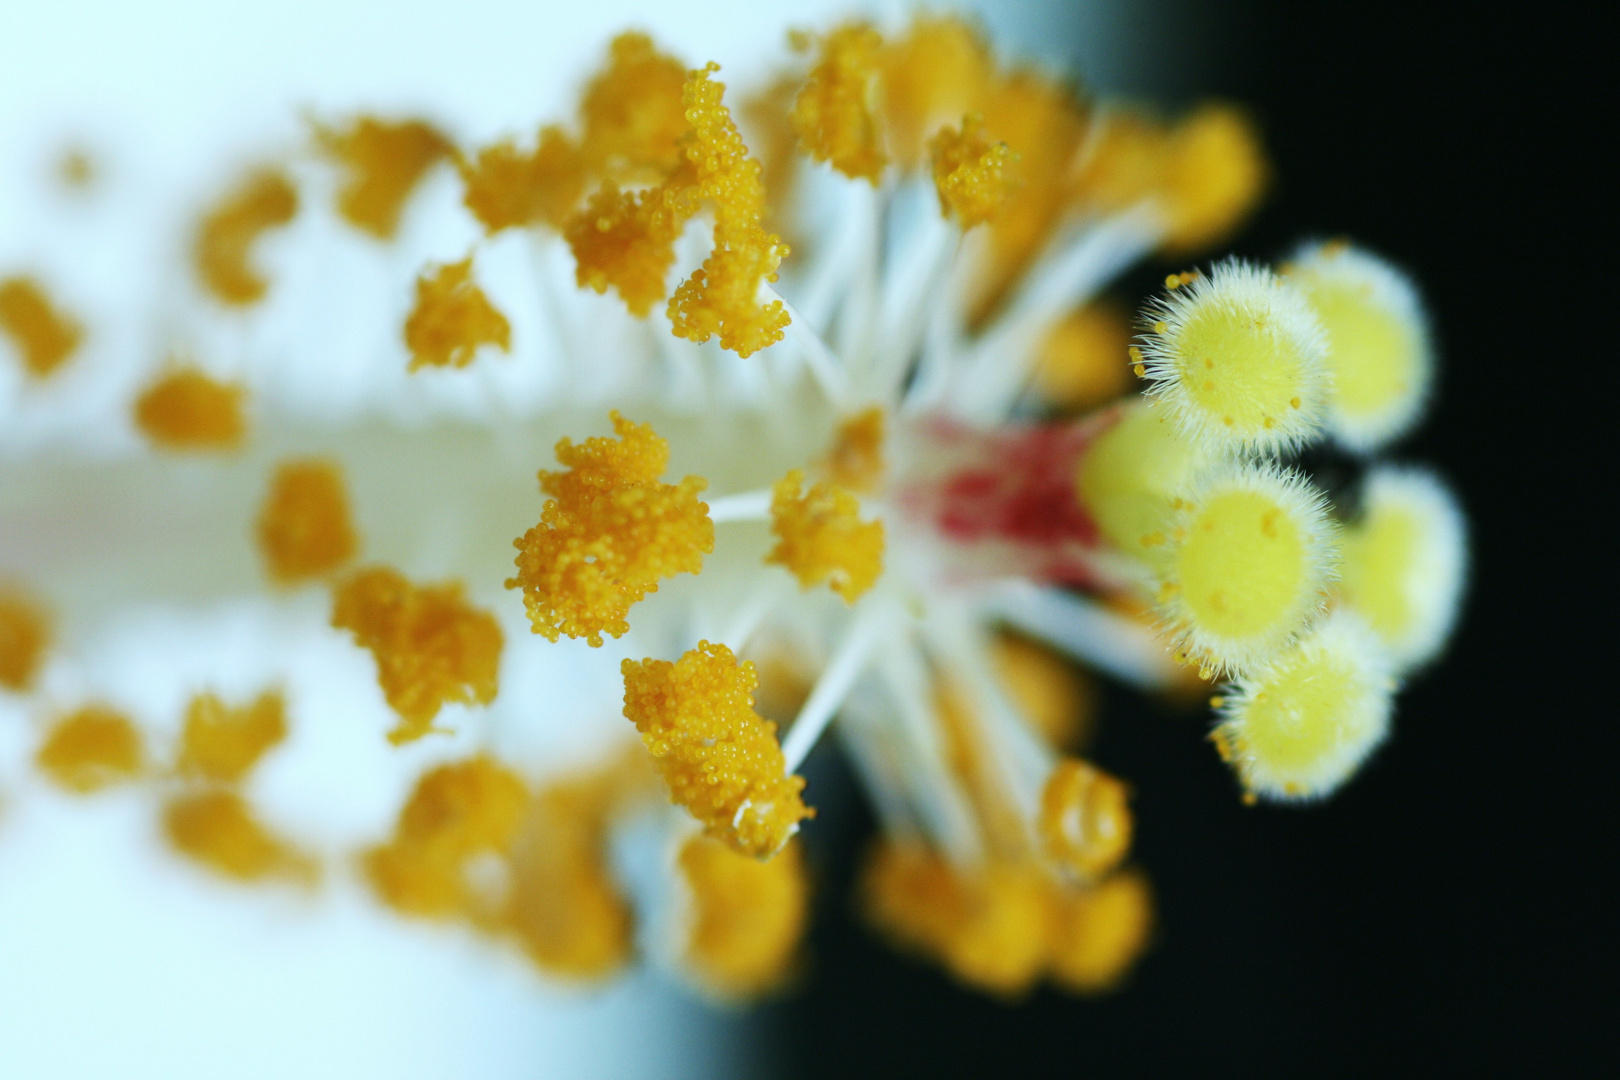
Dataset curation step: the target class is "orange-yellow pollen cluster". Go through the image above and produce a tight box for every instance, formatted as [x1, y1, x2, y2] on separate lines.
[1158, 105, 1268, 254]
[878, 16, 993, 168]
[331, 566, 503, 744]
[930, 114, 1015, 229]
[0, 275, 83, 378]
[176, 691, 287, 785]
[132, 368, 247, 451]
[821, 406, 887, 493]
[791, 23, 887, 182]
[621, 641, 810, 857]
[1038, 759, 1133, 880]
[403, 256, 512, 370]
[256, 459, 359, 585]
[767, 469, 885, 603]
[508, 413, 713, 646]
[679, 834, 808, 997]
[35, 705, 144, 794]
[163, 789, 316, 884]
[578, 33, 691, 179]
[459, 127, 587, 234]
[1034, 302, 1134, 410]
[194, 169, 298, 306]
[991, 634, 1095, 752]
[313, 116, 452, 239]
[0, 586, 51, 692]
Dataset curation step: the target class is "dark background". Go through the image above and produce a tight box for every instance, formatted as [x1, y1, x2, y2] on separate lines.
[771, 6, 1608, 1075]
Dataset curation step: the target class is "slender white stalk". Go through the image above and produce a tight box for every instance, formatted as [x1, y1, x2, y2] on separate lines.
[781, 601, 886, 771]
[705, 489, 773, 523]
[767, 289, 851, 407]
[980, 579, 1177, 690]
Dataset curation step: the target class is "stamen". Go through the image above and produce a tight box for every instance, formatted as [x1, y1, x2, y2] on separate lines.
[193, 168, 299, 306]
[311, 116, 453, 240]
[459, 126, 588, 234]
[792, 22, 888, 183]
[404, 255, 512, 371]
[256, 459, 359, 585]
[35, 705, 144, 794]
[678, 834, 809, 998]
[780, 603, 886, 771]
[163, 790, 317, 885]
[175, 690, 287, 785]
[0, 275, 83, 378]
[766, 469, 885, 603]
[1047, 868, 1154, 995]
[0, 584, 51, 693]
[133, 368, 247, 451]
[982, 581, 1177, 690]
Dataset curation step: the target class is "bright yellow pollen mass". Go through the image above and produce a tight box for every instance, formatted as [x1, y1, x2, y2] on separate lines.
[256, 459, 359, 585]
[930, 114, 1015, 230]
[459, 126, 588, 234]
[176, 691, 287, 785]
[331, 566, 504, 745]
[578, 32, 690, 180]
[163, 789, 317, 885]
[792, 22, 887, 182]
[194, 169, 298, 306]
[1038, 759, 1133, 881]
[313, 116, 452, 240]
[133, 368, 247, 451]
[0, 275, 83, 378]
[767, 469, 885, 603]
[621, 640, 810, 858]
[0, 586, 51, 693]
[1047, 868, 1154, 995]
[36, 705, 143, 794]
[508, 413, 713, 647]
[679, 834, 809, 998]
[403, 256, 512, 371]
[877, 15, 992, 168]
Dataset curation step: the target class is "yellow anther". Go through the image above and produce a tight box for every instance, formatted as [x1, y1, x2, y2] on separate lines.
[0, 585, 51, 693]
[36, 705, 143, 794]
[1047, 868, 1154, 995]
[508, 412, 713, 646]
[991, 634, 1094, 752]
[132, 367, 247, 451]
[0, 275, 83, 378]
[679, 834, 809, 998]
[578, 32, 690, 180]
[1038, 759, 1133, 880]
[1075, 399, 1210, 557]
[1157, 105, 1267, 254]
[1033, 301, 1134, 410]
[566, 181, 692, 317]
[176, 690, 287, 785]
[403, 255, 511, 371]
[331, 566, 504, 745]
[878, 15, 993, 168]
[312, 116, 452, 239]
[163, 789, 317, 884]
[256, 459, 359, 585]
[822, 406, 887, 493]
[767, 469, 885, 603]
[929, 114, 1015, 229]
[458, 126, 588, 233]
[194, 168, 298, 305]
[621, 640, 810, 858]
[791, 22, 888, 182]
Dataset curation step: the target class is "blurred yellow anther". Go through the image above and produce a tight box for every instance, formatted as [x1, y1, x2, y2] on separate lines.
[459, 126, 587, 233]
[403, 256, 512, 371]
[991, 634, 1094, 752]
[878, 16, 992, 168]
[365, 757, 528, 918]
[256, 459, 359, 585]
[1047, 868, 1154, 995]
[36, 705, 143, 794]
[1034, 302, 1134, 411]
[1158, 105, 1267, 254]
[579, 32, 690, 179]
[0, 275, 83, 378]
[929, 114, 1014, 229]
[767, 469, 885, 603]
[313, 116, 452, 239]
[791, 23, 887, 182]
[508, 412, 713, 646]
[176, 691, 287, 785]
[679, 834, 809, 998]
[822, 406, 887, 494]
[331, 566, 504, 744]
[194, 169, 298, 306]
[132, 368, 247, 451]
[621, 640, 810, 857]
[567, 182, 692, 317]
[163, 789, 317, 884]
[0, 586, 51, 693]
[1038, 759, 1133, 880]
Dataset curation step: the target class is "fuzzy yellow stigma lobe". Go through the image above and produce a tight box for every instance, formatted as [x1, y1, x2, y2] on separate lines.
[133, 368, 247, 451]
[930, 114, 1015, 230]
[1141, 259, 1329, 456]
[256, 459, 359, 585]
[193, 169, 299, 306]
[163, 789, 316, 885]
[459, 127, 588, 234]
[1033, 302, 1134, 411]
[767, 469, 885, 603]
[312, 116, 452, 240]
[176, 691, 287, 785]
[1047, 868, 1154, 995]
[791, 23, 887, 182]
[404, 256, 512, 371]
[1038, 759, 1133, 880]
[1158, 106, 1268, 254]
[331, 566, 503, 745]
[1157, 463, 1338, 675]
[0, 275, 83, 378]
[822, 406, 887, 493]
[36, 705, 144, 794]
[621, 641, 810, 858]
[508, 413, 713, 647]
[0, 586, 51, 693]
[1075, 399, 1210, 556]
[1214, 612, 1394, 801]
[679, 834, 809, 998]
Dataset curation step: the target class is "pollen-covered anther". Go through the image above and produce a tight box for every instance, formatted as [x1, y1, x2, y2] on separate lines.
[929, 114, 1015, 229]
[1139, 258, 1330, 456]
[507, 412, 713, 646]
[458, 126, 587, 233]
[1213, 610, 1395, 801]
[620, 641, 811, 858]
[991, 634, 1094, 751]
[821, 406, 887, 493]
[0, 275, 83, 378]
[256, 459, 359, 585]
[679, 834, 809, 998]
[312, 116, 452, 239]
[791, 22, 888, 182]
[577, 32, 690, 179]
[1157, 105, 1268, 254]
[1285, 241, 1433, 452]
[1034, 302, 1135, 411]
[176, 690, 287, 785]
[193, 168, 299, 306]
[163, 789, 317, 885]
[766, 469, 885, 603]
[1038, 759, 1133, 880]
[0, 586, 51, 693]
[1046, 868, 1155, 995]
[404, 256, 512, 371]
[1156, 462, 1339, 674]
[332, 566, 504, 745]
[877, 15, 993, 168]
[35, 705, 144, 794]
[132, 368, 247, 451]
